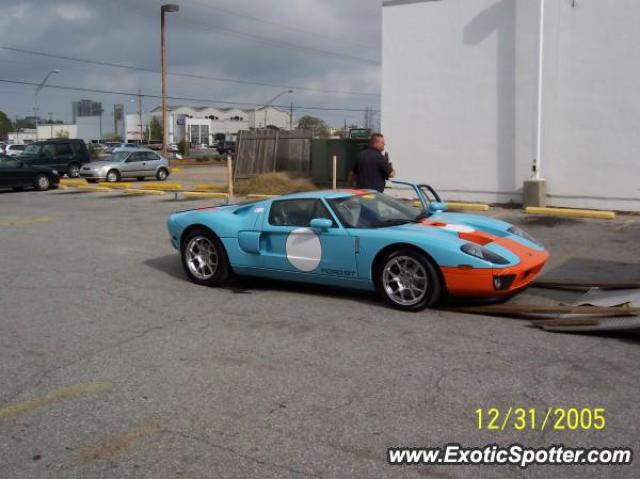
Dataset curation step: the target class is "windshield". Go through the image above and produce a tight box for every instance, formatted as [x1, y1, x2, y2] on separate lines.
[23, 144, 42, 155]
[329, 192, 424, 229]
[106, 152, 130, 163]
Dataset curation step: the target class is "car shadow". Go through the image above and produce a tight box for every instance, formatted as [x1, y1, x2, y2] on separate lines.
[144, 254, 382, 306]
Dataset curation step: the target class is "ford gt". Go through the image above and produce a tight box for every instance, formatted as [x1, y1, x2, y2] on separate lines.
[166, 181, 549, 311]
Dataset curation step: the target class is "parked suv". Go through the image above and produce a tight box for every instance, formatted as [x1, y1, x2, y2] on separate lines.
[20, 139, 90, 177]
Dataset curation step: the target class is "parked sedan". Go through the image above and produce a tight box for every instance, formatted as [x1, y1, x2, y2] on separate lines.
[79, 149, 171, 183]
[0, 155, 60, 191]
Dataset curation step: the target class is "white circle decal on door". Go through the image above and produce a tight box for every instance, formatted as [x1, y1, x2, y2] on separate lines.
[286, 228, 322, 272]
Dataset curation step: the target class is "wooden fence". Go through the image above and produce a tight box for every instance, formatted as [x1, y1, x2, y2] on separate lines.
[234, 129, 312, 179]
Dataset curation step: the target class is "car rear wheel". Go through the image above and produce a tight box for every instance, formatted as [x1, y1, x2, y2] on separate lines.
[68, 163, 81, 178]
[181, 229, 230, 286]
[106, 169, 120, 183]
[377, 249, 442, 311]
[156, 168, 169, 181]
[34, 174, 51, 191]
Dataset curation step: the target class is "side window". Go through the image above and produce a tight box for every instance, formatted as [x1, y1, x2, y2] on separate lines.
[144, 152, 160, 161]
[43, 144, 56, 156]
[54, 143, 72, 155]
[269, 200, 336, 227]
[128, 153, 144, 163]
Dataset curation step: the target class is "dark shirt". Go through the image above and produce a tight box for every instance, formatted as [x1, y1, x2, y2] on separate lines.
[352, 146, 393, 192]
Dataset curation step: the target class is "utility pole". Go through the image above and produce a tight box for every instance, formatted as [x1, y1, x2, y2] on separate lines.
[49, 112, 53, 139]
[137, 89, 144, 144]
[160, 4, 180, 157]
[289, 102, 293, 130]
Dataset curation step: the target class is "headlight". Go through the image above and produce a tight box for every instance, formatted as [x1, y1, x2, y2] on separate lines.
[52, 170, 59, 175]
[508, 225, 538, 245]
[461, 243, 510, 265]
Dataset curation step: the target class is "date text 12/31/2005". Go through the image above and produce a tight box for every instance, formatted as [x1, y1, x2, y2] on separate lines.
[475, 408, 606, 432]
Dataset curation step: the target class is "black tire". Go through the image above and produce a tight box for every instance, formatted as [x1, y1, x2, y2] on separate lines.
[105, 169, 120, 183]
[34, 174, 51, 191]
[136, 177, 145, 181]
[180, 228, 230, 287]
[68, 163, 81, 178]
[156, 168, 169, 181]
[376, 248, 442, 311]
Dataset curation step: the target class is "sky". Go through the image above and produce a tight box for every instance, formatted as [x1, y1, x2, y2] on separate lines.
[0, 0, 382, 129]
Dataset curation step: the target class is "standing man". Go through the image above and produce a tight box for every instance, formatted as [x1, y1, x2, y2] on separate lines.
[350, 133, 395, 192]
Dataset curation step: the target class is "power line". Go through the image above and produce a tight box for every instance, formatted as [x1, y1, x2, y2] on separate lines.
[157, 6, 379, 66]
[0, 78, 380, 113]
[0, 46, 380, 98]
[190, 0, 375, 51]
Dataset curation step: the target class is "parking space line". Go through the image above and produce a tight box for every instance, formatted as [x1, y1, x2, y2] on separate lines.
[0, 382, 112, 419]
[73, 417, 163, 464]
[0, 216, 55, 227]
[612, 219, 636, 232]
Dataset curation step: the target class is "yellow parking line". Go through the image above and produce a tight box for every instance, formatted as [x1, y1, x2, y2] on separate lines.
[142, 182, 182, 191]
[183, 191, 229, 200]
[0, 382, 112, 419]
[0, 216, 54, 227]
[123, 189, 166, 196]
[612, 219, 636, 232]
[73, 417, 163, 464]
[76, 185, 112, 193]
[194, 183, 226, 192]
[60, 179, 88, 187]
[97, 182, 132, 190]
[525, 206, 615, 220]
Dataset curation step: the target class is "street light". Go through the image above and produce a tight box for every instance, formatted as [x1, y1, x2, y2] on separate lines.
[161, 3, 179, 157]
[258, 90, 293, 128]
[34, 69, 60, 140]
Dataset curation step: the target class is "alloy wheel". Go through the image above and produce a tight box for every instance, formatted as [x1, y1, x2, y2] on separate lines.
[382, 255, 428, 307]
[185, 236, 219, 280]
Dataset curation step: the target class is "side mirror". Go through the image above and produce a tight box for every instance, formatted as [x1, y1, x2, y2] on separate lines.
[310, 218, 333, 232]
[429, 202, 448, 213]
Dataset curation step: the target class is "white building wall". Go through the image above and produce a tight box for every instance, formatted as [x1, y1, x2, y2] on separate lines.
[382, 0, 640, 211]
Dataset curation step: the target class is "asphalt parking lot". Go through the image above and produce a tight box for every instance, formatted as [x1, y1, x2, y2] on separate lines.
[1, 187, 639, 479]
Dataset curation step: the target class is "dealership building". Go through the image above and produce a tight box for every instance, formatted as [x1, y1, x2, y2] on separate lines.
[146, 105, 293, 145]
[382, 0, 640, 211]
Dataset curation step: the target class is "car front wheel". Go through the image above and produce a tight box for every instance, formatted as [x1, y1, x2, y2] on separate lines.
[181, 229, 230, 286]
[377, 249, 442, 311]
[106, 169, 120, 183]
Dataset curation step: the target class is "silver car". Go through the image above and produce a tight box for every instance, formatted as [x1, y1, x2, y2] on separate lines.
[79, 149, 171, 183]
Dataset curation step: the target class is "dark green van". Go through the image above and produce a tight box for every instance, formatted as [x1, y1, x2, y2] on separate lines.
[20, 139, 90, 177]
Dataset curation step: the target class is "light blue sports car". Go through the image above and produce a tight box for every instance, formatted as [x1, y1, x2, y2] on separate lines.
[166, 181, 549, 311]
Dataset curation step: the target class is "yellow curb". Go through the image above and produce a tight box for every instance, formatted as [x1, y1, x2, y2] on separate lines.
[76, 185, 112, 193]
[123, 189, 166, 196]
[194, 183, 226, 192]
[172, 167, 182, 173]
[0, 216, 55, 227]
[525, 206, 615, 220]
[98, 182, 132, 190]
[183, 191, 229, 200]
[247, 194, 278, 200]
[141, 182, 182, 191]
[412, 201, 490, 212]
[60, 178, 88, 186]
[57, 185, 70, 190]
